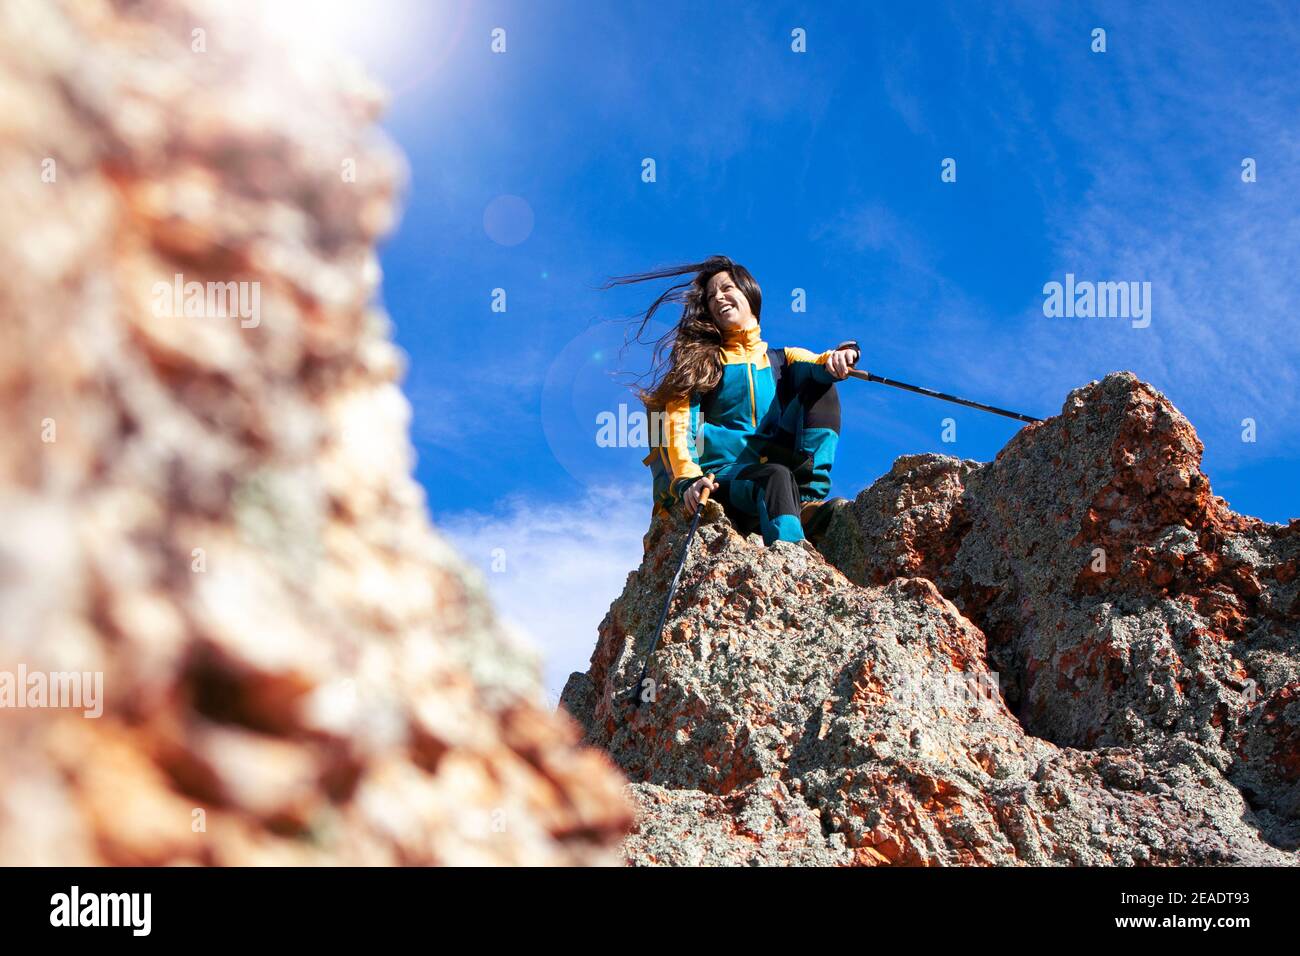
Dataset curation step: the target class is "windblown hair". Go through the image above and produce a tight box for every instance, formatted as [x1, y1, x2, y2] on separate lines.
[602, 255, 762, 410]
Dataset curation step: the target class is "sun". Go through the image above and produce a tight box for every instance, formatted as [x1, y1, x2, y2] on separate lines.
[259, 0, 374, 52]
[255, 0, 466, 96]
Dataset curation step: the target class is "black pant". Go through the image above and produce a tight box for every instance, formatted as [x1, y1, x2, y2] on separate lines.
[713, 461, 804, 544]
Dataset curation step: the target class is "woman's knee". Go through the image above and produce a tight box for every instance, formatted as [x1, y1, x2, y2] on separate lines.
[760, 464, 800, 514]
[764, 463, 797, 493]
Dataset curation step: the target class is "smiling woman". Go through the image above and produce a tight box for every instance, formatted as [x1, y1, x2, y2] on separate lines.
[603, 256, 860, 548]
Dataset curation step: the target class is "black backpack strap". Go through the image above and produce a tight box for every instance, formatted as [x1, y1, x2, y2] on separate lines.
[769, 345, 792, 407]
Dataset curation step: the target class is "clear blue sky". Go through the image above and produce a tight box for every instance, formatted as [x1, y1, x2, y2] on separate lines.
[336, 1, 1300, 698]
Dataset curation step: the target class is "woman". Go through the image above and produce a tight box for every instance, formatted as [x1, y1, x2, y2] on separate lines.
[606, 255, 858, 547]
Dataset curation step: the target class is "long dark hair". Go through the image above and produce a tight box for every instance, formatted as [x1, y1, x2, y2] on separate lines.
[602, 255, 762, 410]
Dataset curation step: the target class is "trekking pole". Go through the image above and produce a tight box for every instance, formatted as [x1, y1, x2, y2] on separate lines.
[631, 474, 714, 709]
[847, 369, 1041, 424]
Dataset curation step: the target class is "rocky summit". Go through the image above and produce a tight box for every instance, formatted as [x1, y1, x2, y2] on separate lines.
[562, 372, 1300, 866]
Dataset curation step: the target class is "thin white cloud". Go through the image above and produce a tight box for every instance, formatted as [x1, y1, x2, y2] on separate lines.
[813, 3, 1300, 464]
[1008, 189, 1300, 431]
[966, 4, 1300, 453]
[403, 342, 548, 450]
[435, 484, 649, 705]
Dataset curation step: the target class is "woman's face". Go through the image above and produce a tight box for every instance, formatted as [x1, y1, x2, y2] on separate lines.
[705, 270, 756, 331]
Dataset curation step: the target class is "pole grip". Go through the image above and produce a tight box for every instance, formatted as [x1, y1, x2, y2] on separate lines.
[698, 472, 716, 506]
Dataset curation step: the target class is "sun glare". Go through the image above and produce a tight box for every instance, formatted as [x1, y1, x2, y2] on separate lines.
[260, 0, 372, 52]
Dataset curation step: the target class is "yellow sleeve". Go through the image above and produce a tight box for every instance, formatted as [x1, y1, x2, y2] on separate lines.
[785, 341, 860, 366]
[664, 395, 703, 485]
[784, 346, 830, 365]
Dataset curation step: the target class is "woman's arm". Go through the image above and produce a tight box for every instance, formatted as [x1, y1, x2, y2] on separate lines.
[663, 394, 703, 499]
[777, 342, 859, 501]
[784, 341, 860, 381]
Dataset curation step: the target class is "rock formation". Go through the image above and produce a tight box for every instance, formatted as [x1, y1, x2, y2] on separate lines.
[563, 373, 1299, 865]
[0, 0, 631, 865]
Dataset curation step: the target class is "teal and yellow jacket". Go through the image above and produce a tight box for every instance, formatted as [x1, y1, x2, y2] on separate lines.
[644, 324, 857, 512]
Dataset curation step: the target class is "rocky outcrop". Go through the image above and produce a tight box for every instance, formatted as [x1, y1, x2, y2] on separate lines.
[563, 373, 1299, 865]
[825, 373, 1300, 851]
[0, 0, 631, 865]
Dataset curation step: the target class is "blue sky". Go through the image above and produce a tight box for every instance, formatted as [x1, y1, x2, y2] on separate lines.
[331, 1, 1300, 699]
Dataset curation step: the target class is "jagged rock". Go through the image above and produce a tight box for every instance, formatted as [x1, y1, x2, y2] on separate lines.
[0, 0, 631, 865]
[563, 373, 1298, 865]
[832, 373, 1300, 849]
[818, 453, 982, 586]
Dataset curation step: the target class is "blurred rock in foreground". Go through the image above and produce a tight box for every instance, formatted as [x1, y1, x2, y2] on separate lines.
[0, 0, 631, 865]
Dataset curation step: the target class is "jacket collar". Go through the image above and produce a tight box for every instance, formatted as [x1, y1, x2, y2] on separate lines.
[719, 323, 763, 349]
[718, 322, 766, 366]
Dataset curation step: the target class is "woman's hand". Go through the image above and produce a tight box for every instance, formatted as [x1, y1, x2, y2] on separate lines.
[683, 474, 719, 516]
[825, 346, 858, 380]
